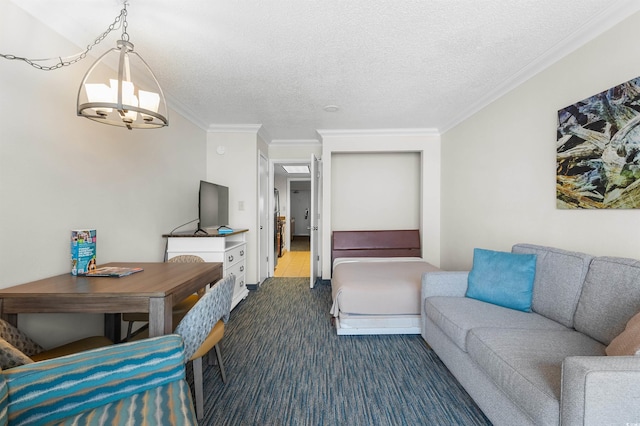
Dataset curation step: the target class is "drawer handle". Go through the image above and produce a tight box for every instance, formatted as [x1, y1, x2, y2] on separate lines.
[228, 255, 234, 262]
[240, 266, 244, 272]
[240, 250, 245, 256]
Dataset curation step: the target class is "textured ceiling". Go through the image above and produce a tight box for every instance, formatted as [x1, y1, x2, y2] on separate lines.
[7, 0, 640, 142]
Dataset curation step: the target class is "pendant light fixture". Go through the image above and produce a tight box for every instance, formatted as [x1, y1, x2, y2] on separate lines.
[77, 2, 168, 129]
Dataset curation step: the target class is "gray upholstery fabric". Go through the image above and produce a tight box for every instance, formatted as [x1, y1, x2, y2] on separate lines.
[573, 256, 640, 345]
[422, 316, 537, 426]
[421, 246, 640, 426]
[467, 328, 605, 426]
[512, 244, 592, 328]
[421, 271, 469, 299]
[424, 296, 567, 352]
[561, 355, 640, 426]
[174, 274, 235, 361]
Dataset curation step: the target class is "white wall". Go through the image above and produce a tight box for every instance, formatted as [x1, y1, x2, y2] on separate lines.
[0, 2, 207, 347]
[206, 128, 269, 285]
[441, 11, 640, 271]
[320, 130, 441, 278]
[269, 141, 322, 160]
[331, 152, 420, 230]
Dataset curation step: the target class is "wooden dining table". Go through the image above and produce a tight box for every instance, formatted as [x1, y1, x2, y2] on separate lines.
[0, 262, 223, 343]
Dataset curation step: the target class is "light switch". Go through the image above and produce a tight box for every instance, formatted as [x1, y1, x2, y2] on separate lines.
[238, 201, 245, 211]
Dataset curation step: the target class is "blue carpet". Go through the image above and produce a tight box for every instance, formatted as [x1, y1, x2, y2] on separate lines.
[196, 278, 492, 425]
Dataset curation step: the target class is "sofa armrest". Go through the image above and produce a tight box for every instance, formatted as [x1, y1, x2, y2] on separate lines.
[561, 355, 640, 426]
[421, 271, 469, 299]
[3, 334, 188, 426]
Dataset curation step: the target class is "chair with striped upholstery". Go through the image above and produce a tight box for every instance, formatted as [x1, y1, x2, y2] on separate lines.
[0, 335, 197, 425]
[175, 273, 235, 421]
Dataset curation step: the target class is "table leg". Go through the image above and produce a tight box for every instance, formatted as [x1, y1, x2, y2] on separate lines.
[4, 314, 18, 328]
[104, 313, 122, 343]
[149, 296, 172, 337]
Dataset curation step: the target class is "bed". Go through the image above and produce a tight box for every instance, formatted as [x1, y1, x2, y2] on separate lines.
[330, 230, 440, 335]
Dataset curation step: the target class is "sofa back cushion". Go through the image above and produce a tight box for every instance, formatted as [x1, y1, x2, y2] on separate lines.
[574, 256, 640, 345]
[511, 244, 592, 328]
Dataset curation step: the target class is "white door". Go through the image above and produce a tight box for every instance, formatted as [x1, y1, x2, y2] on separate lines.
[258, 152, 270, 283]
[310, 154, 321, 288]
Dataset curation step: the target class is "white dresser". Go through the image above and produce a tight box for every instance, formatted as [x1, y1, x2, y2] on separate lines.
[164, 229, 249, 310]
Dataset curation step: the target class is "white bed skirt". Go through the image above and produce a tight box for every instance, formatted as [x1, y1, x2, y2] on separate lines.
[334, 314, 421, 335]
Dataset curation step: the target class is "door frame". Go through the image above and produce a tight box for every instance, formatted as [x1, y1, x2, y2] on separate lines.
[257, 151, 270, 284]
[270, 158, 312, 275]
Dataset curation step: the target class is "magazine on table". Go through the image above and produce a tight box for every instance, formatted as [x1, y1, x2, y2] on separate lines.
[86, 266, 144, 277]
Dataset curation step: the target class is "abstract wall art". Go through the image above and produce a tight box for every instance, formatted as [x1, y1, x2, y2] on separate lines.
[557, 76, 640, 209]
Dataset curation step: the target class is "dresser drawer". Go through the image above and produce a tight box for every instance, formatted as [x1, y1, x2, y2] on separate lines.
[227, 260, 245, 279]
[224, 244, 246, 269]
[235, 274, 246, 293]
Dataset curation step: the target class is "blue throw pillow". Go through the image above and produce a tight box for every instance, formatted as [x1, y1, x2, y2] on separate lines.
[466, 248, 537, 312]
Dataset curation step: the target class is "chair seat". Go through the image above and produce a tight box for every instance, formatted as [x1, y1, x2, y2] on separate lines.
[191, 320, 224, 360]
[31, 336, 113, 362]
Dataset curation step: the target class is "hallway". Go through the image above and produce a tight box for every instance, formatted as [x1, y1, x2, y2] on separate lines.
[274, 236, 311, 277]
[274, 250, 310, 277]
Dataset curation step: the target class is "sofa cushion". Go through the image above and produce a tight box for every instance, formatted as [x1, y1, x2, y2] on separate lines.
[466, 248, 537, 312]
[3, 335, 192, 425]
[512, 243, 593, 328]
[424, 296, 568, 352]
[467, 328, 605, 426]
[606, 310, 640, 356]
[574, 256, 640, 345]
[50, 380, 196, 426]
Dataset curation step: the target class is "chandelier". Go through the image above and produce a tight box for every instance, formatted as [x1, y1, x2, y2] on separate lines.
[77, 3, 168, 129]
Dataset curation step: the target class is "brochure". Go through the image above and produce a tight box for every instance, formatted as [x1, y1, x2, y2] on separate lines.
[71, 229, 97, 276]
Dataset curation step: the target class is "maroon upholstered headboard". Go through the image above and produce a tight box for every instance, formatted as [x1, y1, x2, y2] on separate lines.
[331, 229, 421, 265]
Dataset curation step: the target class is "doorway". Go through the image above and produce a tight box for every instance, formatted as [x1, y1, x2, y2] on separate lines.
[273, 163, 312, 277]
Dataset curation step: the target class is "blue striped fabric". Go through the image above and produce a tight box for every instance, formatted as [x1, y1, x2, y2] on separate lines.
[2, 335, 196, 426]
[0, 371, 7, 426]
[54, 380, 195, 426]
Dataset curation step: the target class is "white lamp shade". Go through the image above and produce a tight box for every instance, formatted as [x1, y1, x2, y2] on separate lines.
[84, 83, 113, 114]
[139, 90, 160, 113]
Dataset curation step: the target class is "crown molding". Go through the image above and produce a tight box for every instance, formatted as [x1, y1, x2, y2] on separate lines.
[316, 128, 440, 138]
[164, 94, 210, 131]
[207, 124, 262, 133]
[439, 0, 640, 133]
[269, 138, 321, 146]
[257, 126, 273, 144]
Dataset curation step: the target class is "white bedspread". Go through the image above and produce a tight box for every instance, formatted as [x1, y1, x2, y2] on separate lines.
[330, 257, 440, 317]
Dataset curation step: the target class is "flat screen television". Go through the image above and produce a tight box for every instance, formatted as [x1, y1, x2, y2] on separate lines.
[198, 180, 229, 232]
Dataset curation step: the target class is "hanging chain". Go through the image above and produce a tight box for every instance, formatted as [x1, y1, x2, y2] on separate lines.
[121, 4, 129, 42]
[0, 4, 128, 71]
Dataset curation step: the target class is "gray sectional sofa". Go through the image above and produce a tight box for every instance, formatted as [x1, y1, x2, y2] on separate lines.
[421, 243, 640, 426]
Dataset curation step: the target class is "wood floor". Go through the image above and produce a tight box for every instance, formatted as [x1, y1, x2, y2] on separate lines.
[274, 250, 310, 277]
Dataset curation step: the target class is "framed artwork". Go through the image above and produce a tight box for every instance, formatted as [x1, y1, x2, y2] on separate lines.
[557, 76, 640, 209]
